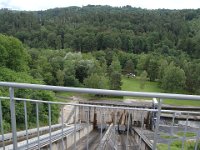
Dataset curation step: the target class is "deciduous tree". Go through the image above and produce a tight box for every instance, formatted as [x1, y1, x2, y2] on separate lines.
[161, 63, 186, 92]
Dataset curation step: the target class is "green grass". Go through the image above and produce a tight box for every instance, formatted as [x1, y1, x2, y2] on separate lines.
[55, 92, 90, 102]
[122, 77, 200, 106]
[160, 132, 177, 139]
[177, 132, 196, 137]
[55, 77, 199, 106]
[160, 135, 177, 139]
[56, 91, 123, 101]
[160, 132, 196, 140]
[163, 99, 200, 106]
[157, 140, 200, 150]
[122, 77, 163, 100]
[122, 77, 162, 93]
[55, 92, 75, 102]
[56, 92, 77, 98]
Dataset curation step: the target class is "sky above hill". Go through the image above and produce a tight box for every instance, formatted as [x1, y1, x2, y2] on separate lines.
[0, 0, 199, 11]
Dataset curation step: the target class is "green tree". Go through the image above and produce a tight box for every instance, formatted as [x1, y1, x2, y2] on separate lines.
[0, 67, 59, 131]
[84, 73, 109, 89]
[184, 61, 200, 94]
[123, 59, 135, 74]
[64, 75, 80, 87]
[108, 56, 122, 90]
[108, 56, 121, 76]
[136, 53, 149, 75]
[75, 61, 90, 83]
[139, 70, 148, 89]
[161, 63, 186, 92]
[158, 59, 168, 81]
[47, 32, 57, 49]
[0, 34, 29, 71]
[137, 53, 159, 81]
[147, 58, 159, 81]
[110, 71, 122, 90]
[56, 69, 65, 86]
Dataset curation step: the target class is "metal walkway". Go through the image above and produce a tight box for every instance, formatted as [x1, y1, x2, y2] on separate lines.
[0, 82, 200, 150]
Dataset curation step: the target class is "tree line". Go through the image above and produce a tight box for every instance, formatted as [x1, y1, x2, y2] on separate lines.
[0, 6, 200, 131]
[1, 33, 198, 96]
[27, 48, 200, 94]
[0, 6, 200, 58]
[0, 34, 59, 131]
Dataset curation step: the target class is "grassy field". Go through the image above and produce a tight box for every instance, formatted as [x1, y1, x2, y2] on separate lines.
[56, 77, 199, 106]
[157, 140, 199, 150]
[55, 92, 90, 102]
[160, 131, 196, 140]
[122, 77, 163, 92]
[122, 77, 200, 106]
[56, 91, 123, 102]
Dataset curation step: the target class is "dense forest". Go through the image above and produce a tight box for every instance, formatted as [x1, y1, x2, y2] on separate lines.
[0, 5, 200, 58]
[0, 5, 200, 130]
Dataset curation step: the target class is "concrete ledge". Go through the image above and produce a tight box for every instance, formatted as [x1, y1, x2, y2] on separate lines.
[97, 123, 114, 150]
[133, 127, 153, 150]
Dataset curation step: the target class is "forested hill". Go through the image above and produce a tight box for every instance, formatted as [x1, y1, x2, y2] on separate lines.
[0, 6, 200, 130]
[0, 5, 200, 58]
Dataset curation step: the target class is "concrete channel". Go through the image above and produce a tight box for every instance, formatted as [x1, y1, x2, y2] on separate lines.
[1, 99, 200, 150]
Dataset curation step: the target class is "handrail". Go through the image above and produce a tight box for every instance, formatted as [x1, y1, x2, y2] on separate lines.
[0, 82, 200, 150]
[1, 96, 199, 114]
[0, 82, 200, 100]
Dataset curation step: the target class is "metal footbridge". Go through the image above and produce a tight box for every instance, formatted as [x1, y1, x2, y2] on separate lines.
[0, 82, 200, 150]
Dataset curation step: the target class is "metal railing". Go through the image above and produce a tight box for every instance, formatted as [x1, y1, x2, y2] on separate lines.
[0, 82, 199, 150]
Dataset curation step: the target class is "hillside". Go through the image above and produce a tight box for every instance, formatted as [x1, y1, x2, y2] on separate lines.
[0, 6, 200, 58]
[0, 6, 199, 132]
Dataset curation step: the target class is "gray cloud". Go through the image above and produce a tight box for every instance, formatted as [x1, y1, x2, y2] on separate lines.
[0, 0, 20, 10]
[0, 0, 10, 7]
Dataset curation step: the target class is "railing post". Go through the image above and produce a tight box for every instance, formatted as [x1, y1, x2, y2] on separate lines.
[9, 87, 17, 149]
[126, 111, 130, 150]
[24, 101, 29, 149]
[168, 112, 175, 149]
[48, 103, 52, 150]
[152, 98, 162, 150]
[36, 102, 40, 150]
[86, 107, 89, 150]
[100, 109, 103, 142]
[0, 98, 5, 150]
[181, 113, 189, 150]
[61, 105, 65, 150]
[114, 110, 117, 149]
[195, 128, 200, 150]
[74, 106, 77, 150]
[140, 111, 144, 150]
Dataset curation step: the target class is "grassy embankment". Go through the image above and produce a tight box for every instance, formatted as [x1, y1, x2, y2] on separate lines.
[56, 77, 199, 106]
[157, 140, 199, 150]
[158, 132, 198, 150]
[122, 77, 200, 106]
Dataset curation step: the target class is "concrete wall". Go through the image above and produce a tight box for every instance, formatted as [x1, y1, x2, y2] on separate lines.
[43, 125, 93, 150]
[58, 103, 80, 124]
[79, 107, 149, 127]
[58, 104, 149, 129]
[132, 128, 152, 150]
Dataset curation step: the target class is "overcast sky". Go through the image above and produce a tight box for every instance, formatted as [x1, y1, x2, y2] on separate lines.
[0, 0, 199, 11]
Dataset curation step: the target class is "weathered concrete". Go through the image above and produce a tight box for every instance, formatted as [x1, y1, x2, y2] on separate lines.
[43, 124, 93, 150]
[97, 123, 114, 150]
[132, 127, 153, 150]
[161, 113, 200, 121]
[58, 102, 79, 124]
[79, 106, 149, 127]
[0, 124, 62, 147]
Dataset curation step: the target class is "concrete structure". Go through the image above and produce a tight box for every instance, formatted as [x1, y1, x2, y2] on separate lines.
[0, 82, 200, 150]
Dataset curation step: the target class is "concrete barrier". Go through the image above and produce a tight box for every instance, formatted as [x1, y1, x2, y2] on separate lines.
[48, 124, 93, 150]
[132, 127, 152, 150]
